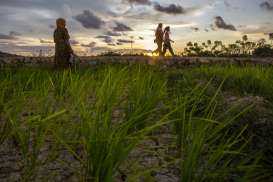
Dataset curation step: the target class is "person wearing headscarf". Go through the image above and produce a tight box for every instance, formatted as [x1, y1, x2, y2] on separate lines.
[162, 26, 175, 56]
[54, 18, 74, 68]
[152, 23, 164, 56]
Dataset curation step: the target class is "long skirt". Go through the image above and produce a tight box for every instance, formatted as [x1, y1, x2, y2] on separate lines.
[54, 43, 71, 68]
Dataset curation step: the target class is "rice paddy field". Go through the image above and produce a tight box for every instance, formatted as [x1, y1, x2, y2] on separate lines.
[0, 64, 273, 182]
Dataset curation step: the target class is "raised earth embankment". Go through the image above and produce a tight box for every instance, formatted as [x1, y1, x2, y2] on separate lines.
[1, 56, 273, 67]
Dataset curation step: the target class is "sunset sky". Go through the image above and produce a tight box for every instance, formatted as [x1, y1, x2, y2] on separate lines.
[0, 0, 272, 56]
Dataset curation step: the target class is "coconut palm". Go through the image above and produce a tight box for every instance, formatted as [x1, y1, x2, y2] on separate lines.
[269, 33, 273, 45]
[242, 35, 248, 42]
[257, 38, 266, 47]
[212, 41, 223, 55]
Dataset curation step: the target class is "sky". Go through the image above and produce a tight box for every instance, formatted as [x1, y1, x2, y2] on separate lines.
[0, 0, 272, 56]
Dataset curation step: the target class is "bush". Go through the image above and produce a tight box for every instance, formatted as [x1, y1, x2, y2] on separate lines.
[253, 45, 273, 57]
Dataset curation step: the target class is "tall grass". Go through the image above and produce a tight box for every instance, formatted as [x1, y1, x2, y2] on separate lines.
[0, 65, 272, 181]
[198, 65, 273, 101]
[171, 82, 258, 181]
[51, 66, 173, 181]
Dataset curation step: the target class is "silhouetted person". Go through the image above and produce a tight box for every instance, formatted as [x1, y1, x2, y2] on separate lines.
[54, 18, 73, 68]
[162, 26, 175, 56]
[152, 23, 164, 56]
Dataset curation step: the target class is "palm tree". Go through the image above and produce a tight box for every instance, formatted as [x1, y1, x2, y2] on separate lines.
[187, 41, 193, 47]
[245, 41, 256, 55]
[228, 44, 239, 55]
[241, 35, 248, 55]
[183, 48, 189, 56]
[257, 38, 266, 47]
[242, 35, 248, 42]
[185, 42, 193, 56]
[269, 33, 273, 46]
[207, 40, 212, 52]
[212, 41, 223, 55]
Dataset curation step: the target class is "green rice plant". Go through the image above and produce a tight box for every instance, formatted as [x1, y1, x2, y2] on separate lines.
[198, 65, 273, 101]
[1, 64, 272, 181]
[125, 65, 167, 130]
[0, 68, 67, 181]
[48, 69, 73, 98]
[51, 65, 175, 182]
[0, 73, 11, 144]
[170, 80, 260, 181]
[7, 108, 66, 182]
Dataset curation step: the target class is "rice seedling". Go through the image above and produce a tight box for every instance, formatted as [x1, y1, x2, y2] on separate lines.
[51, 65, 174, 182]
[0, 64, 272, 181]
[197, 65, 273, 101]
[171, 83, 259, 181]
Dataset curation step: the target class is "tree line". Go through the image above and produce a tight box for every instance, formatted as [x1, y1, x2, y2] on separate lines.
[183, 34, 273, 57]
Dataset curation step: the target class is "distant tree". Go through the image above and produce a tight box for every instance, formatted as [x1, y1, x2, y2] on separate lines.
[183, 35, 271, 57]
[100, 51, 121, 56]
[194, 42, 203, 55]
[242, 35, 248, 55]
[253, 45, 273, 57]
[258, 38, 266, 46]
[212, 41, 223, 55]
[187, 41, 193, 47]
[269, 33, 273, 45]
[206, 40, 213, 55]
[228, 44, 240, 55]
[242, 35, 248, 42]
[245, 41, 256, 55]
[207, 40, 212, 46]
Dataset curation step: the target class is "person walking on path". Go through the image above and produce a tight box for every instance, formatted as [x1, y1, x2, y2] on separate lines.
[54, 18, 74, 68]
[152, 23, 164, 56]
[162, 26, 175, 57]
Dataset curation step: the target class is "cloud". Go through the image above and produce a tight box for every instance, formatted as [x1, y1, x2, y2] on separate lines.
[106, 31, 122, 36]
[107, 43, 116, 46]
[49, 24, 55, 29]
[81, 42, 96, 47]
[239, 25, 273, 35]
[0, 34, 16, 40]
[191, 27, 199, 32]
[112, 22, 133, 32]
[96, 35, 113, 43]
[0, 42, 54, 55]
[74, 10, 105, 29]
[127, 0, 151, 5]
[153, 3, 188, 14]
[70, 40, 79, 45]
[260, 1, 273, 11]
[224, 0, 231, 8]
[90, 46, 112, 53]
[0, 31, 20, 40]
[117, 39, 134, 43]
[214, 16, 236, 31]
[40, 39, 53, 44]
[210, 24, 216, 31]
[126, 0, 198, 16]
[9, 31, 21, 36]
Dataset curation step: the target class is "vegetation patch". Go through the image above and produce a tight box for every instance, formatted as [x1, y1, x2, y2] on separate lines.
[0, 64, 272, 182]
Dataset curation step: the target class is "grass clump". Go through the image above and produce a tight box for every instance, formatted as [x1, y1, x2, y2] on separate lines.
[0, 64, 272, 181]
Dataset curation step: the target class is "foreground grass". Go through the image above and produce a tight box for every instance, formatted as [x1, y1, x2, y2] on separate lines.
[0, 64, 272, 181]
